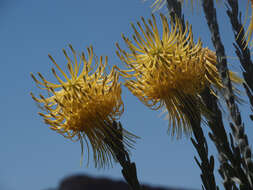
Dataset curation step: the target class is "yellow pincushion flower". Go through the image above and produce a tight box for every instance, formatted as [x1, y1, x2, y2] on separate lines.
[116, 14, 240, 137]
[31, 45, 136, 168]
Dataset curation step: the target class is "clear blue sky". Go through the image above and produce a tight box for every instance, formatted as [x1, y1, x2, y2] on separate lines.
[1, 1, 252, 190]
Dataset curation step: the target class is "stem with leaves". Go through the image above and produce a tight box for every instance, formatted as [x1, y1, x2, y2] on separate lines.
[202, 0, 253, 188]
[106, 121, 142, 190]
[226, 0, 253, 120]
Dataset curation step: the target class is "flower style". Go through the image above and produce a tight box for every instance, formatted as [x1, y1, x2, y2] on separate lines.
[31, 45, 136, 168]
[116, 14, 241, 137]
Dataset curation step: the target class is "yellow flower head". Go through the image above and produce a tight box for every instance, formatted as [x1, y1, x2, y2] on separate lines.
[116, 14, 240, 137]
[31, 45, 136, 168]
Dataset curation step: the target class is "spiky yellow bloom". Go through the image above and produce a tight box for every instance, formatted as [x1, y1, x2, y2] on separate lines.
[116, 14, 241, 137]
[31, 45, 136, 168]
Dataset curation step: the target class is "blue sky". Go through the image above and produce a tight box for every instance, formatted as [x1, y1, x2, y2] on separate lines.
[1, 1, 252, 190]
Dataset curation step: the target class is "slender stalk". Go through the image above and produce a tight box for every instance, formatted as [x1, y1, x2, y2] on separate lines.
[201, 0, 242, 128]
[182, 95, 218, 190]
[201, 88, 239, 190]
[106, 121, 142, 190]
[226, 0, 253, 122]
[166, 0, 186, 30]
[226, 0, 253, 92]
